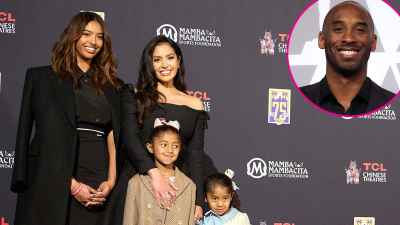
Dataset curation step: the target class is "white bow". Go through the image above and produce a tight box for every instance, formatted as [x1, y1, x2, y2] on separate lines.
[225, 169, 240, 191]
[154, 118, 180, 130]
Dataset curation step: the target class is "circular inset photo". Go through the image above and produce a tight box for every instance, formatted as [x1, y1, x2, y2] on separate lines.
[288, 0, 400, 117]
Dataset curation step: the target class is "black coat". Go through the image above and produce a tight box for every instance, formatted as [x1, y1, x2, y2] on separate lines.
[10, 66, 121, 225]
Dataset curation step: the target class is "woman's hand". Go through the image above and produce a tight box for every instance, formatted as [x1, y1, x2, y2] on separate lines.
[81, 181, 113, 207]
[96, 180, 114, 198]
[73, 182, 104, 207]
[148, 168, 178, 209]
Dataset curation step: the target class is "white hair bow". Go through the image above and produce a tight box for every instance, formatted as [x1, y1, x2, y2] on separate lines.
[225, 169, 240, 191]
[154, 118, 180, 130]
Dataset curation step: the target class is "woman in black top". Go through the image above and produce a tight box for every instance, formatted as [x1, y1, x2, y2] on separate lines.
[135, 36, 216, 221]
[102, 36, 218, 225]
[11, 12, 122, 225]
[104, 36, 218, 225]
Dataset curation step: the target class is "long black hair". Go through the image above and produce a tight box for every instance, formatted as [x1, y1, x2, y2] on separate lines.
[204, 173, 241, 209]
[136, 36, 187, 127]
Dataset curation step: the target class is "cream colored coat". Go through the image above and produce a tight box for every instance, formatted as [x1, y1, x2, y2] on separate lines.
[123, 167, 196, 225]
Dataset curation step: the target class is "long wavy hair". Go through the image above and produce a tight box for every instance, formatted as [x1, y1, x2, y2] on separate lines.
[51, 11, 120, 91]
[136, 36, 187, 126]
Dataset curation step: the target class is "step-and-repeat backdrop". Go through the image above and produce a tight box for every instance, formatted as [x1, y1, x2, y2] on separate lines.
[1, 0, 400, 224]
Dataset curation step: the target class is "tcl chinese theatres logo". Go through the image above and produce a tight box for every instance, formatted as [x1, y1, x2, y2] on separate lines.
[0, 11, 16, 34]
[345, 161, 388, 184]
[187, 90, 212, 112]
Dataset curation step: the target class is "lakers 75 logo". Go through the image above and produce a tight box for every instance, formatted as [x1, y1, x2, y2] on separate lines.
[268, 89, 291, 125]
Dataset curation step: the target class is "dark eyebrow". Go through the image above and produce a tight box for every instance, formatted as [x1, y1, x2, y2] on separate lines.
[153, 53, 176, 58]
[330, 20, 369, 29]
[355, 22, 369, 28]
[331, 20, 345, 26]
[82, 29, 104, 35]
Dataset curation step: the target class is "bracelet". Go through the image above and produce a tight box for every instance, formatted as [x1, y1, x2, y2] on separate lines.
[71, 183, 82, 196]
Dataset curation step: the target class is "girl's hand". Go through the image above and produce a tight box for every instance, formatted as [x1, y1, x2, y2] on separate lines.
[194, 205, 203, 222]
[148, 168, 178, 209]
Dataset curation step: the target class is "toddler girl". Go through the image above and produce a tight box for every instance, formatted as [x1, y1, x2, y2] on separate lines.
[200, 173, 250, 225]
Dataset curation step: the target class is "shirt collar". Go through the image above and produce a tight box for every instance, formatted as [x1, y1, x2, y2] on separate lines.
[318, 76, 371, 104]
[204, 207, 239, 223]
[78, 68, 93, 81]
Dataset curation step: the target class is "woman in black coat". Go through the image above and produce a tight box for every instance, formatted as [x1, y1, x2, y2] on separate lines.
[11, 12, 123, 225]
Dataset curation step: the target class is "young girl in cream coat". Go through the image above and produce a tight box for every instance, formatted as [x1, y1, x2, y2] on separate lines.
[123, 120, 196, 225]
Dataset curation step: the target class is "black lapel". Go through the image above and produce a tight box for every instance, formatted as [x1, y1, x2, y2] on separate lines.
[104, 85, 120, 146]
[50, 72, 76, 128]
